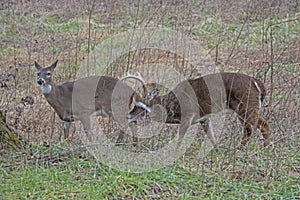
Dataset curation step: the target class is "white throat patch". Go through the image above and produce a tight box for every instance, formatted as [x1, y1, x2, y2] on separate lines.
[40, 85, 52, 94]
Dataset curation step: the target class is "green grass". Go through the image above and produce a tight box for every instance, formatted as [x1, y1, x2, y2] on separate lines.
[283, 64, 299, 73]
[190, 13, 300, 50]
[1, 142, 299, 199]
[0, 2, 299, 199]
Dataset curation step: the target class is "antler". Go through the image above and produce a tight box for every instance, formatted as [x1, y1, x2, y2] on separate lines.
[120, 72, 148, 98]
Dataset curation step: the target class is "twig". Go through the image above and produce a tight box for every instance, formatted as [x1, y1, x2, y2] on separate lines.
[224, 17, 248, 66]
[86, 0, 96, 76]
[265, 17, 299, 106]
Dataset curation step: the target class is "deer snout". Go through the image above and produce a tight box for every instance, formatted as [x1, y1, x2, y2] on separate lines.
[126, 114, 136, 123]
[126, 113, 146, 123]
[37, 78, 45, 86]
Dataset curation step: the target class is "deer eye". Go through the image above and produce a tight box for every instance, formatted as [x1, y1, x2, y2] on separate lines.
[46, 72, 51, 76]
[37, 72, 40, 76]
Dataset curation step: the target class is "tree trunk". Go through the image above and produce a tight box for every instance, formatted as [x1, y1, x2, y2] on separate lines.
[0, 110, 21, 150]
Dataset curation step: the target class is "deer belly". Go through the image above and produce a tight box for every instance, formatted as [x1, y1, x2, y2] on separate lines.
[92, 109, 111, 118]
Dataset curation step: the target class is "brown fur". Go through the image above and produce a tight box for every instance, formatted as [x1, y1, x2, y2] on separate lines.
[128, 73, 270, 147]
[35, 60, 135, 143]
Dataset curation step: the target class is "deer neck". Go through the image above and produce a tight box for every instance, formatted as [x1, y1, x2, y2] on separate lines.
[43, 84, 62, 110]
[40, 84, 52, 94]
[43, 83, 55, 96]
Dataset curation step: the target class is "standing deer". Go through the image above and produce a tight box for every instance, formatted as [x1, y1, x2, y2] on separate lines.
[126, 73, 270, 147]
[34, 60, 141, 142]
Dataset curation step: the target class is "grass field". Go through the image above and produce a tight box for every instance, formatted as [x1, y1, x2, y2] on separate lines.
[0, 1, 299, 199]
[1, 143, 299, 199]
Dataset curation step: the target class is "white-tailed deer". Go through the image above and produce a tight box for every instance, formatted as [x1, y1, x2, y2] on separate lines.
[126, 73, 270, 147]
[34, 60, 141, 142]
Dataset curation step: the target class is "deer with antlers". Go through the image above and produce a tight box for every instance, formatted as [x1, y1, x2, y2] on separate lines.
[126, 73, 270, 147]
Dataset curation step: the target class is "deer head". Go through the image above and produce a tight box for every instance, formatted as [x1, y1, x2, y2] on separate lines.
[127, 88, 160, 123]
[125, 72, 271, 147]
[34, 60, 58, 94]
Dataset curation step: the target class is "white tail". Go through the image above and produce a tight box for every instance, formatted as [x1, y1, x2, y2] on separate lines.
[127, 73, 270, 147]
[34, 60, 136, 142]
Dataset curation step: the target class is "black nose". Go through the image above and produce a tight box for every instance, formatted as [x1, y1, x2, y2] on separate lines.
[37, 79, 44, 86]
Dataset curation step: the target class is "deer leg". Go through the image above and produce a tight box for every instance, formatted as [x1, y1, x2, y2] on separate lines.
[237, 113, 253, 146]
[202, 118, 217, 146]
[79, 116, 92, 141]
[235, 91, 270, 146]
[257, 116, 270, 146]
[116, 130, 124, 145]
[63, 121, 71, 140]
[241, 122, 253, 145]
[177, 114, 195, 149]
[239, 112, 270, 146]
[129, 122, 138, 146]
[116, 122, 138, 146]
[82, 118, 91, 133]
[177, 121, 189, 150]
[116, 131, 138, 146]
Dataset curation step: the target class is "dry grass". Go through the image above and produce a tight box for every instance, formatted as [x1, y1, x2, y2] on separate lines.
[0, 0, 299, 199]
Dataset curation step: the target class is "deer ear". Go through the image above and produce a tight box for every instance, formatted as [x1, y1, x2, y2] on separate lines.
[34, 61, 42, 70]
[51, 60, 58, 70]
